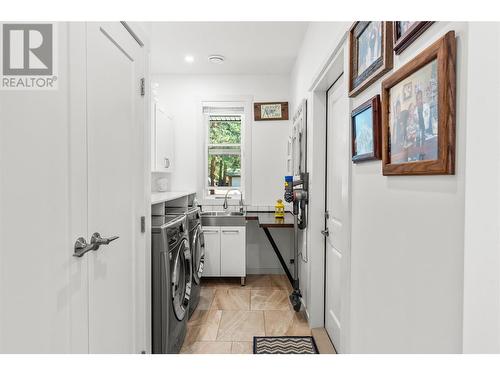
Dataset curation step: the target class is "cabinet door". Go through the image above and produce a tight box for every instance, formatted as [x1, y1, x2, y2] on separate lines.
[220, 227, 246, 277]
[202, 227, 221, 277]
[154, 106, 174, 172]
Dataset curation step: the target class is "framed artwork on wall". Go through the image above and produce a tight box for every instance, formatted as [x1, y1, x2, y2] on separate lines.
[349, 21, 393, 97]
[254, 102, 289, 121]
[393, 21, 434, 55]
[351, 95, 381, 163]
[381, 31, 456, 176]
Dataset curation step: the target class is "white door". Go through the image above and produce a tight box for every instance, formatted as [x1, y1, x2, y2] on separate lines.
[0, 23, 80, 353]
[86, 22, 146, 353]
[324, 74, 350, 352]
[0, 22, 146, 354]
[202, 228, 221, 277]
[220, 227, 246, 277]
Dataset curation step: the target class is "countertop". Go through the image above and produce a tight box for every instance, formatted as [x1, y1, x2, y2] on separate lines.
[151, 191, 195, 205]
[246, 212, 295, 228]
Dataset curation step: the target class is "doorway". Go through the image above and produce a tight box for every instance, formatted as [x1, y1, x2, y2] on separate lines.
[306, 39, 351, 353]
[323, 72, 350, 352]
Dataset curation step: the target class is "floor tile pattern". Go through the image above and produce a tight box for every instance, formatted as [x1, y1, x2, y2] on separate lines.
[180, 274, 311, 354]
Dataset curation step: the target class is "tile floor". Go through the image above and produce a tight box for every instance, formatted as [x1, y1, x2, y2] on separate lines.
[180, 274, 312, 354]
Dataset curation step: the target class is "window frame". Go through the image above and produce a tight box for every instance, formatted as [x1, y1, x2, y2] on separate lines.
[200, 98, 253, 206]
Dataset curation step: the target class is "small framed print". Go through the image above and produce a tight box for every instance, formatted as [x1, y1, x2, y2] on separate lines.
[381, 31, 456, 176]
[393, 21, 434, 55]
[351, 95, 381, 163]
[349, 21, 393, 97]
[254, 102, 289, 121]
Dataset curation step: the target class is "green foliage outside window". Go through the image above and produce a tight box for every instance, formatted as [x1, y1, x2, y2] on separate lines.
[208, 119, 241, 190]
[209, 120, 241, 144]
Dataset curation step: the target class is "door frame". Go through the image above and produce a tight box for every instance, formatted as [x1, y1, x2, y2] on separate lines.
[307, 34, 352, 353]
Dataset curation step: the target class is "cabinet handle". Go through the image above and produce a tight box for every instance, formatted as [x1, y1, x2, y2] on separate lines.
[222, 230, 240, 234]
[203, 230, 219, 234]
[164, 158, 170, 168]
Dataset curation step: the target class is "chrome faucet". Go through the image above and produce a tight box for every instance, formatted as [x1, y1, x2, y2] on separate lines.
[223, 189, 244, 213]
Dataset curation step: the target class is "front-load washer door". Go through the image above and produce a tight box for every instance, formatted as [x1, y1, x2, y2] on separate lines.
[171, 238, 192, 321]
[192, 226, 205, 284]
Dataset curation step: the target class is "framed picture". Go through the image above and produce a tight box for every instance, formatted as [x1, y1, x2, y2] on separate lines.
[393, 21, 434, 55]
[254, 102, 289, 121]
[351, 95, 381, 163]
[381, 31, 456, 176]
[349, 21, 393, 97]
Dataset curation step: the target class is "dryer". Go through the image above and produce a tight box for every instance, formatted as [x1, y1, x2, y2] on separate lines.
[152, 214, 192, 354]
[186, 207, 205, 318]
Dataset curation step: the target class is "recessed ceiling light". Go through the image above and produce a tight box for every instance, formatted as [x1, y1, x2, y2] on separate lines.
[208, 55, 225, 64]
[184, 55, 194, 63]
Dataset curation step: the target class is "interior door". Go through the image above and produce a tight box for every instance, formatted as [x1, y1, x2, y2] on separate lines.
[0, 23, 82, 353]
[324, 74, 349, 352]
[86, 22, 145, 353]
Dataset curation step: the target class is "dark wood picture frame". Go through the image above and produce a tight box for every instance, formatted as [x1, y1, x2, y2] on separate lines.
[349, 21, 393, 97]
[393, 21, 434, 55]
[381, 31, 456, 176]
[254, 102, 289, 121]
[351, 95, 381, 163]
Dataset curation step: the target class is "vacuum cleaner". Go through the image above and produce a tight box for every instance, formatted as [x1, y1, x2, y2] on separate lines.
[284, 172, 309, 312]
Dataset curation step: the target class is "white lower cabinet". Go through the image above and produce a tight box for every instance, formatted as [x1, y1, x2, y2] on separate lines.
[220, 227, 246, 276]
[202, 226, 246, 277]
[203, 227, 221, 276]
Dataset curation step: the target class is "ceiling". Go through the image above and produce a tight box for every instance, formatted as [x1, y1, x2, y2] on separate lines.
[151, 22, 309, 75]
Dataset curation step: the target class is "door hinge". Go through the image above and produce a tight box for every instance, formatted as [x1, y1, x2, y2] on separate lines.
[324, 211, 329, 220]
[140, 216, 146, 233]
[140, 78, 145, 97]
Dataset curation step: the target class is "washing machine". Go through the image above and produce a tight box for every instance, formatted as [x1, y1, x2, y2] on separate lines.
[152, 214, 192, 354]
[186, 207, 205, 318]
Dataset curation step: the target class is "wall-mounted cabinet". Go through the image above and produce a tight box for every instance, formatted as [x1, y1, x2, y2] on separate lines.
[152, 104, 175, 172]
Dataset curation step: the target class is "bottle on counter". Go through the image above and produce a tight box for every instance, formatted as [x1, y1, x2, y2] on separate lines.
[275, 199, 285, 219]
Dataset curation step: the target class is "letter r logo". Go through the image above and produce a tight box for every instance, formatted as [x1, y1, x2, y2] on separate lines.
[2, 24, 53, 76]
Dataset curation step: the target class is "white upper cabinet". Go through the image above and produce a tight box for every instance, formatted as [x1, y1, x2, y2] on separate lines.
[152, 104, 175, 172]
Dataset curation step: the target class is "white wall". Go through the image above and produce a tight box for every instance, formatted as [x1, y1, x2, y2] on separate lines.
[153, 74, 293, 274]
[349, 22, 466, 353]
[290, 21, 488, 353]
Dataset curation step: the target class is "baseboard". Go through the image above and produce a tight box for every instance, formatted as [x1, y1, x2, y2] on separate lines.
[246, 267, 284, 275]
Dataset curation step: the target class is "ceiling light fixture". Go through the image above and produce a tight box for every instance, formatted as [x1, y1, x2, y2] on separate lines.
[208, 55, 225, 64]
[184, 55, 194, 63]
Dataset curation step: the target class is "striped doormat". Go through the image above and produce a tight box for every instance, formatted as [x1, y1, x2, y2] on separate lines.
[253, 336, 319, 354]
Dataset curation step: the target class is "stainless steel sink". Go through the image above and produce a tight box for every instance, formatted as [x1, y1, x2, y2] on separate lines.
[202, 211, 245, 216]
[201, 211, 246, 226]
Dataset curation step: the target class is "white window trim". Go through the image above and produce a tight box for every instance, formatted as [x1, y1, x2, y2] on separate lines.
[199, 97, 253, 207]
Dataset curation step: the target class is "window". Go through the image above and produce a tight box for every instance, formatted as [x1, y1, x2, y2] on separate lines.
[206, 114, 244, 197]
